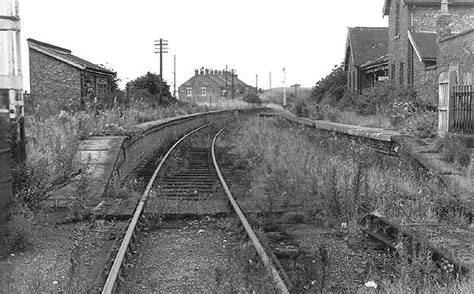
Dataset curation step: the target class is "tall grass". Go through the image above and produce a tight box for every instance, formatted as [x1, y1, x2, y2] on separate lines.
[224, 117, 469, 226]
[14, 100, 211, 212]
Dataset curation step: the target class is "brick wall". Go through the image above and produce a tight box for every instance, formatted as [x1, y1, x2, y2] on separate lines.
[388, 0, 410, 86]
[413, 58, 438, 105]
[412, 6, 474, 33]
[438, 29, 474, 83]
[388, 2, 473, 104]
[29, 49, 82, 110]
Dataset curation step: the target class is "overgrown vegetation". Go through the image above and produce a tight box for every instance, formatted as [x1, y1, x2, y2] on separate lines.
[436, 134, 471, 168]
[218, 117, 470, 291]
[13, 73, 211, 219]
[296, 66, 438, 138]
[243, 93, 262, 105]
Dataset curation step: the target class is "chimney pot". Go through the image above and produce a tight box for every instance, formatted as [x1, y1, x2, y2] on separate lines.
[205, 69, 209, 75]
[195, 69, 199, 76]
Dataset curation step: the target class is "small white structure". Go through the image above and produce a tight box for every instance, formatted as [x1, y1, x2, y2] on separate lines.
[0, 0, 24, 118]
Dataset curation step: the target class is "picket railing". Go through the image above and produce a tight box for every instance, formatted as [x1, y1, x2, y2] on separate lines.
[452, 84, 473, 133]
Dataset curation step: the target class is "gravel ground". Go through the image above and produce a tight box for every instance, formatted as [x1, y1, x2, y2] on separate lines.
[0, 212, 127, 293]
[121, 216, 274, 293]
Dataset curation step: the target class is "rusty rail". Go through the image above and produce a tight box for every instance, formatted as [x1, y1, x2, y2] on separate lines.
[101, 123, 213, 294]
[361, 214, 470, 279]
[211, 129, 290, 294]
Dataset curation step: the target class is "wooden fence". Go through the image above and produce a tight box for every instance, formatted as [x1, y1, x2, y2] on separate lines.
[438, 71, 473, 136]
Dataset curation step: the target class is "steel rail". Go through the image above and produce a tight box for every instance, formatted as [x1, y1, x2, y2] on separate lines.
[211, 129, 290, 294]
[101, 123, 213, 294]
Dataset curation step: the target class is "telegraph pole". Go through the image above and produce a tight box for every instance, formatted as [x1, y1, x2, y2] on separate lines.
[225, 65, 228, 98]
[154, 38, 168, 102]
[231, 69, 235, 101]
[173, 54, 177, 99]
[282, 67, 287, 107]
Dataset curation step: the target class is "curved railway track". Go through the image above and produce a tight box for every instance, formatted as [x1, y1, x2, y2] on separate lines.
[101, 123, 289, 293]
[101, 120, 469, 293]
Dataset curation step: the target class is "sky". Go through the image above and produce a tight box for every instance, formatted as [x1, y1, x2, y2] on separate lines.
[18, 0, 388, 91]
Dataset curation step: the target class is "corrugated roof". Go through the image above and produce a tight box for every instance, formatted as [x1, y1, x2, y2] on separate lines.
[411, 32, 438, 60]
[384, 0, 474, 15]
[27, 38, 115, 75]
[347, 27, 388, 67]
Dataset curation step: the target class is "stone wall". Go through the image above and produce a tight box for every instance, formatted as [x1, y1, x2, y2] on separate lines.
[29, 49, 82, 109]
[438, 29, 474, 83]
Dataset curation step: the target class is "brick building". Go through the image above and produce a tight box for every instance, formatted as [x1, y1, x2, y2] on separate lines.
[383, 0, 474, 105]
[178, 68, 254, 102]
[27, 38, 115, 110]
[344, 27, 389, 92]
[438, 28, 474, 83]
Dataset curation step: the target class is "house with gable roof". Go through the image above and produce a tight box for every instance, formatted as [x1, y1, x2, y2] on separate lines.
[344, 27, 389, 92]
[383, 0, 474, 104]
[178, 67, 255, 102]
[27, 38, 116, 110]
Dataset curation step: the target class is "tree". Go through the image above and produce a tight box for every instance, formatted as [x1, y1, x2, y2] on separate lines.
[243, 93, 262, 104]
[310, 65, 346, 105]
[126, 72, 174, 106]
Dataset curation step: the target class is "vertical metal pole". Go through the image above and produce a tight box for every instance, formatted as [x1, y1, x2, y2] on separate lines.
[256, 74, 258, 93]
[269, 71, 272, 92]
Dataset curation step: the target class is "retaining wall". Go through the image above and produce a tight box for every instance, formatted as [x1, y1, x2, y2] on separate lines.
[262, 113, 401, 155]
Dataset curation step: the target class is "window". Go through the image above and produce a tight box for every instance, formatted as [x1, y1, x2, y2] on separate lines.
[391, 64, 396, 81]
[200, 87, 207, 96]
[186, 88, 192, 96]
[97, 79, 108, 98]
[399, 62, 404, 85]
[395, 0, 400, 37]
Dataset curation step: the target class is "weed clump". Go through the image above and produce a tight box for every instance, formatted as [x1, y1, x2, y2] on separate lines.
[436, 134, 471, 168]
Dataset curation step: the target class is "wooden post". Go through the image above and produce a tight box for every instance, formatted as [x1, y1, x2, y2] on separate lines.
[438, 71, 456, 137]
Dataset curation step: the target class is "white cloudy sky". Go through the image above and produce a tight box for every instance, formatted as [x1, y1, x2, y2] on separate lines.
[19, 0, 388, 91]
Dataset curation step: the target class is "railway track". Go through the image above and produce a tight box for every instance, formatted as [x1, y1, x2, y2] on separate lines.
[100, 120, 470, 293]
[101, 123, 289, 293]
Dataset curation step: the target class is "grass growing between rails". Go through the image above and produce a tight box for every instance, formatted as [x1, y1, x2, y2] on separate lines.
[217, 116, 471, 292]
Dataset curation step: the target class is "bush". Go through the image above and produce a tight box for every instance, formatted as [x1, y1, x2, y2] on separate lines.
[400, 110, 437, 138]
[243, 93, 262, 104]
[292, 100, 310, 117]
[436, 134, 471, 167]
[310, 65, 346, 104]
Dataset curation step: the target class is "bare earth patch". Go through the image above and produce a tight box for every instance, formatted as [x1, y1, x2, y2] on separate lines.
[0, 212, 126, 293]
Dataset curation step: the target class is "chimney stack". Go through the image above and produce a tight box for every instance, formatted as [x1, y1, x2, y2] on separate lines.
[436, 0, 452, 40]
[200, 67, 204, 75]
[195, 69, 199, 76]
[205, 69, 209, 75]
